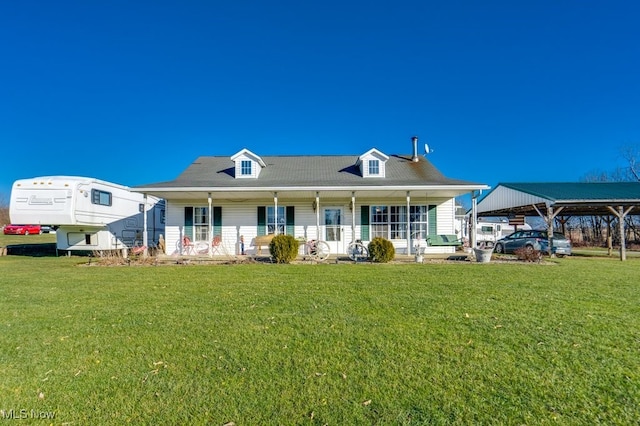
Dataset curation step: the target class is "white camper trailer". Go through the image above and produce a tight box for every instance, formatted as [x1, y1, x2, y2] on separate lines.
[10, 176, 165, 253]
[475, 219, 531, 247]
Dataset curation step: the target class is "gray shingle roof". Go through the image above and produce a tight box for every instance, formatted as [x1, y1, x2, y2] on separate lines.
[138, 154, 482, 189]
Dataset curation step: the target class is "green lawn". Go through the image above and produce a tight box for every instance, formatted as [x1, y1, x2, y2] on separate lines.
[0, 252, 639, 424]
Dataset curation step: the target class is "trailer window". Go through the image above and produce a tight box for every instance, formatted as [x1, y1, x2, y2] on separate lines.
[91, 189, 112, 206]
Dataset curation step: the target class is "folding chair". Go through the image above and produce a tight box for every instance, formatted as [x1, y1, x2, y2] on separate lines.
[211, 235, 222, 255]
[182, 236, 195, 255]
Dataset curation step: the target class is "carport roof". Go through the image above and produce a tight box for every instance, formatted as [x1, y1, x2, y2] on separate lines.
[476, 182, 640, 216]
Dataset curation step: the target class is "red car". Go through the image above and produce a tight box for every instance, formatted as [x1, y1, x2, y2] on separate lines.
[3, 224, 42, 235]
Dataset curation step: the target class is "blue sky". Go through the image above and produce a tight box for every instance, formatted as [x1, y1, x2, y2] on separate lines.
[2, 0, 639, 198]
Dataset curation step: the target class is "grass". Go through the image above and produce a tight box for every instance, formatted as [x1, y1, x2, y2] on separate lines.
[0, 248, 639, 424]
[0, 232, 56, 247]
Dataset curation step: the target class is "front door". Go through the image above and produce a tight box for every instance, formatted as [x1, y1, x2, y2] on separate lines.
[324, 207, 343, 254]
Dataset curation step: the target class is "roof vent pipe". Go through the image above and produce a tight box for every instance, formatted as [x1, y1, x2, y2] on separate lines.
[411, 136, 419, 162]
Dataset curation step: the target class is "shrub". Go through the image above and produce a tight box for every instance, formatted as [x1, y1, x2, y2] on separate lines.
[514, 246, 542, 262]
[368, 237, 395, 263]
[269, 234, 299, 263]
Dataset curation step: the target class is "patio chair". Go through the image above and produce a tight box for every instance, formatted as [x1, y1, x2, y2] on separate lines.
[211, 235, 222, 255]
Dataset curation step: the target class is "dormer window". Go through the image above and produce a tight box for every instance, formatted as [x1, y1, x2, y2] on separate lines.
[358, 148, 389, 178]
[368, 159, 380, 175]
[241, 160, 252, 176]
[231, 148, 266, 179]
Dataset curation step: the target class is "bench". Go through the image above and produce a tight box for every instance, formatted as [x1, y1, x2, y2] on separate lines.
[253, 234, 275, 255]
[427, 234, 463, 247]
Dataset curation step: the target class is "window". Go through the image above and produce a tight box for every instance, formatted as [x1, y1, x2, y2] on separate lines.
[390, 206, 406, 239]
[370, 206, 388, 239]
[91, 189, 112, 206]
[267, 206, 285, 235]
[368, 159, 380, 175]
[409, 206, 428, 240]
[370, 205, 428, 240]
[241, 160, 252, 176]
[193, 207, 209, 241]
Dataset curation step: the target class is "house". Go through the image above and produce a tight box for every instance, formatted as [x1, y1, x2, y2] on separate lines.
[134, 138, 489, 257]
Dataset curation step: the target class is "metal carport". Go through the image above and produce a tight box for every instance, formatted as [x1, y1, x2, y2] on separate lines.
[475, 182, 640, 260]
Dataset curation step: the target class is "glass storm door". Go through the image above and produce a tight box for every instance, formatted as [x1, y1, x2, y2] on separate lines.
[324, 207, 343, 254]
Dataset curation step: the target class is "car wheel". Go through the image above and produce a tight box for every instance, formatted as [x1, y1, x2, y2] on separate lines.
[24, 230, 30, 235]
[494, 243, 504, 254]
[525, 244, 534, 253]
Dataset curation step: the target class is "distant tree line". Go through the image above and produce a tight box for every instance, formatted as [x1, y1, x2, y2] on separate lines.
[0, 193, 9, 226]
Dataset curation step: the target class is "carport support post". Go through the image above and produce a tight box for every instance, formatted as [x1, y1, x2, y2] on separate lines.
[533, 203, 564, 258]
[607, 205, 634, 261]
[547, 205, 554, 258]
[619, 206, 626, 261]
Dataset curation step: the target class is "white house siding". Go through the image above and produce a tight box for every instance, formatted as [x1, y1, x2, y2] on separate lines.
[423, 198, 457, 255]
[163, 197, 459, 256]
[233, 153, 261, 179]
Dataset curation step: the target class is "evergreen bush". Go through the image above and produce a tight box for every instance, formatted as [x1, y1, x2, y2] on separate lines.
[269, 234, 299, 263]
[368, 237, 395, 263]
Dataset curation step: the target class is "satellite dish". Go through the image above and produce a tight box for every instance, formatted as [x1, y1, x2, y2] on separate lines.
[424, 143, 434, 155]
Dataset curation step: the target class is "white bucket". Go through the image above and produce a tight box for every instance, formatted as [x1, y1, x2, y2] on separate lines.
[474, 248, 493, 263]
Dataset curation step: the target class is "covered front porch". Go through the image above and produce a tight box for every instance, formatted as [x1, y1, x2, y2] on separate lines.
[139, 186, 483, 259]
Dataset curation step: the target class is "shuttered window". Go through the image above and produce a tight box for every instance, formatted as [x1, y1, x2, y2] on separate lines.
[257, 206, 295, 235]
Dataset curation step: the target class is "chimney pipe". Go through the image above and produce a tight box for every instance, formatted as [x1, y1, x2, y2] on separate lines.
[411, 136, 419, 162]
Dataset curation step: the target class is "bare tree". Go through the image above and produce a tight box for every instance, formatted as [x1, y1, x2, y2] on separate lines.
[620, 145, 640, 182]
[0, 193, 9, 226]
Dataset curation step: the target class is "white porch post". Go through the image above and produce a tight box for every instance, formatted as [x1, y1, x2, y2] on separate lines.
[274, 192, 278, 235]
[208, 193, 213, 256]
[351, 191, 356, 243]
[142, 193, 149, 257]
[471, 191, 478, 249]
[406, 191, 411, 255]
[315, 192, 320, 240]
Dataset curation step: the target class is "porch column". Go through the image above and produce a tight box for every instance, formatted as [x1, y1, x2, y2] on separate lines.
[208, 193, 213, 256]
[274, 192, 278, 235]
[406, 191, 411, 255]
[142, 193, 149, 257]
[351, 191, 356, 244]
[315, 192, 320, 240]
[471, 191, 478, 249]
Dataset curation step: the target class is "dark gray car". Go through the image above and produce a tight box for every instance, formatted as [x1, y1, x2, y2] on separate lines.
[494, 230, 572, 257]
